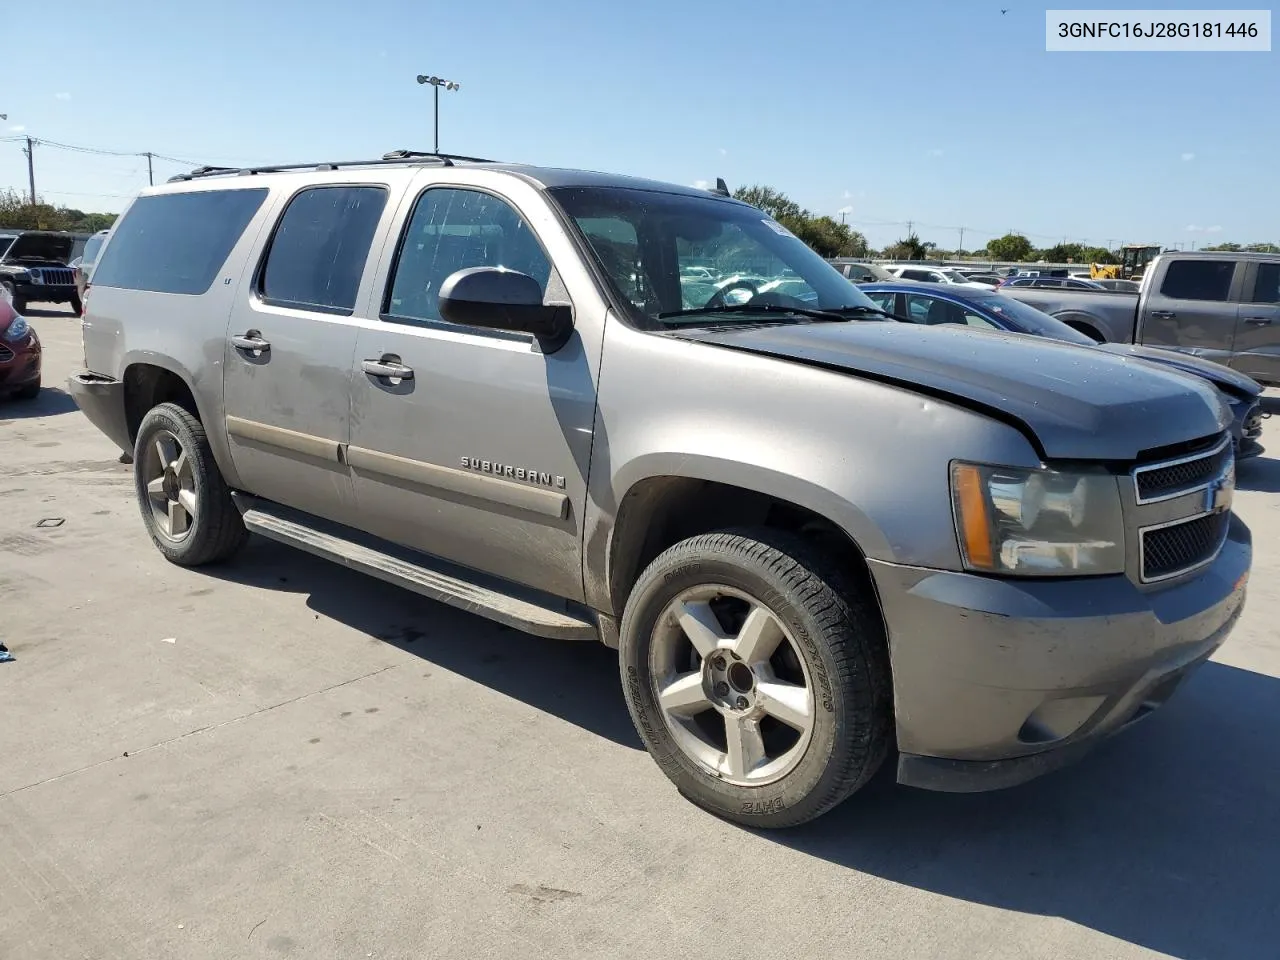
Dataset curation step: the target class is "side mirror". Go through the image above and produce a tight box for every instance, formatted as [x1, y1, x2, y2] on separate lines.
[438, 267, 571, 349]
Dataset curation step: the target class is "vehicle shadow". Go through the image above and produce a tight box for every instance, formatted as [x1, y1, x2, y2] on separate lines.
[202, 538, 643, 750]
[0, 386, 79, 419]
[768, 660, 1280, 960]
[24, 305, 76, 319]
[1236, 454, 1280, 493]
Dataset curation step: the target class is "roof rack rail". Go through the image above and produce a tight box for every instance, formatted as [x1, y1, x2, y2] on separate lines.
[167, 150, 497, 183]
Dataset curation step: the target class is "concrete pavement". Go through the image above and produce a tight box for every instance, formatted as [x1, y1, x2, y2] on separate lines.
[3, 304, 1279, 959]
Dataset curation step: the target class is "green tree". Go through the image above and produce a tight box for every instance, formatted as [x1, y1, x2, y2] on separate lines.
[732, 185, 869, 258]
[986, 233, 1034, 261]
[732, 185, 803, 224]
[1244, 242, 1280, 253]
[0, 189, 117, 233]
[883, 233, 930, 260]
[1203, 242, 1241, 252]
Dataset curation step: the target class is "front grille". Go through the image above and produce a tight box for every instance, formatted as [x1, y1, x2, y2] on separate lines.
[1133, 434, 1232, 503]
[1141, 511, 1230, 582]
[0, 343, 12, 362]
[31, 267, 74, 286]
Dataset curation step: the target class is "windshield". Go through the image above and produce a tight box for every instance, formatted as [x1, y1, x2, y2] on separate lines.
[939, 270, 970, 283]
[549, 186, 877, 326]
[4, 233, 75, 263]
[972, 293, 1098, 345]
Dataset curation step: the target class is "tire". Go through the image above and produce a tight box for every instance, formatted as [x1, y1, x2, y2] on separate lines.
[13, 377, 40, 400]
[133, 402, 247, 566]
[70, 294, 82, 316]
[619, 528, 892, 828]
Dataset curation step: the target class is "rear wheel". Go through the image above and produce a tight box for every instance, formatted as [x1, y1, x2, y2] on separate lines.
[619, 528, 892, 828]
[133, 402, 247, 566]
[13, 377, 40, 400]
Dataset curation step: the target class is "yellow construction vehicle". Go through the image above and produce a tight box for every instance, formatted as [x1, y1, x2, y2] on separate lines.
[1091, 244, 1162, 281]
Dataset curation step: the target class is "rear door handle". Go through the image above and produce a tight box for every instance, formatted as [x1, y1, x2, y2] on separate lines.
[362, 358, 415, 381]
[1243, 316, 1273, 326]
[231, 331, 271, 352]
[1149, 310, 1176, 320]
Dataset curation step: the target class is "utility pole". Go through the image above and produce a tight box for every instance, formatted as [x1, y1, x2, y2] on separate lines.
[840, 211, 847, 225]
[23, 136, 35, 204]
[145, 152, 154, 186]
[958, 226, 965, 254]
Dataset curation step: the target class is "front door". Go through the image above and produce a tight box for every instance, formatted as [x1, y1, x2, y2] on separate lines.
[1233, 259, 1280, 385]
[346, 184, 596, 601]
[222, 183, 393, 527]
[1139, 258, 1243, 364]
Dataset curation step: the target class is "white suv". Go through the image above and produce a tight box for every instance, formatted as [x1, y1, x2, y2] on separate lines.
[885, 265, 991, 289]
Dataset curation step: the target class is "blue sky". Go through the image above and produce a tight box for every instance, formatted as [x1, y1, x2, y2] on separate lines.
[1, 0, 1275, 250]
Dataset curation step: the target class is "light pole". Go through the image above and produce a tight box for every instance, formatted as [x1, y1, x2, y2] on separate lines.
[416, 74, 460, 153]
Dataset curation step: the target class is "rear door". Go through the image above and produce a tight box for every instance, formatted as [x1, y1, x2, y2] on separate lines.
[1234, 259, 1280, 384]
[222, 182, 399, 528]
[1139, 258, 1243, 362]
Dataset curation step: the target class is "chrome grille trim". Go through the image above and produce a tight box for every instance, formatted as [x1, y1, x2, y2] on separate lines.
[1138, 509, 1232, 583]
[1132, 434, 1232, 505]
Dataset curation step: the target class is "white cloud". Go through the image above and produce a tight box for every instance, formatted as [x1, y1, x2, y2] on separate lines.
[1185, 224, 1202, 232]
[7, 124, 24, 133]
[1181, 152, 1195, 161]
[842, 189, 853, 199]
[55, 92, 71, 101]
[837, 205, 853, 215]
[928, 148, 945, 157]
[1206, 225, 1222, 233]
[692, 179, 710, 190]
[718, 147, 727, 156]
[1185, 224, 1224, 233]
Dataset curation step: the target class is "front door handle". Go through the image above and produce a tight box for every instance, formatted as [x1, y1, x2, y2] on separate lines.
[231, 331, 271, 352]
[1149, 310, 1176, 320]
[362, 357, 415, 381]
[1243, 316, 1273, 326]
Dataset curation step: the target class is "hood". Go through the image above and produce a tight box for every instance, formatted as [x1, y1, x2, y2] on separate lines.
[1093, 342, 1263, 400]
[672, 322, 1230, 461]
[3, 234, 75, 265]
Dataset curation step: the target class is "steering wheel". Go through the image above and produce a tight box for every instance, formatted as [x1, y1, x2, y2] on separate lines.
[703, 279, 760, 309]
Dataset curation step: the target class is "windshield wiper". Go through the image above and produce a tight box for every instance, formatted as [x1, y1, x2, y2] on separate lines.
[657, 303, 864, 325]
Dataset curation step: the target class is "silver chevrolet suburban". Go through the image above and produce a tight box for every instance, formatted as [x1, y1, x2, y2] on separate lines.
[68, 153, 1251, 827]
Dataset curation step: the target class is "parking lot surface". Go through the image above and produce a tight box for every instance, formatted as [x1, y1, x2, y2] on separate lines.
[3, 305, 1279, 960]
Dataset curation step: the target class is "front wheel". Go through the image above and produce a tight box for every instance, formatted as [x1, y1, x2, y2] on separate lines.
[133, 402, 247, 566]
[619, 528, 893, 828]
[69, 293, 82, 316]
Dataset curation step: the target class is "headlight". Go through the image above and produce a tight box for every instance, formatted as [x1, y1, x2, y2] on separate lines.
[4, 315, 29, 342]
[951, 461, 1125, 576]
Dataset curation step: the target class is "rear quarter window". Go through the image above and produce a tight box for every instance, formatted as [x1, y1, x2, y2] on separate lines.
[1159, 260, 1236, 301]
[91, 188, 269, 295]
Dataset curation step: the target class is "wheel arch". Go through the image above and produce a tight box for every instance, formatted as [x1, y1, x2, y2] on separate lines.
[1052, 312, 1107, 342]
[120, 353, 242, 489]
[592, 456, 892, 622]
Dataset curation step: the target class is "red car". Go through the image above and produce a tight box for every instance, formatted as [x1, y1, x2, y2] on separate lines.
[0, 297, 41, 400]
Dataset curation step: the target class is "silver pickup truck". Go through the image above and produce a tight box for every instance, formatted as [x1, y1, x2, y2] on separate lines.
[67, 155, 1251, 828]
[1000, 251, 1280, 387]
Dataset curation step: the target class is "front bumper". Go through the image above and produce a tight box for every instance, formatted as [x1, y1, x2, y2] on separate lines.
[16, 282, 76, 303]
[66, 370, 131, 452]
[868, 513, 1251, 792]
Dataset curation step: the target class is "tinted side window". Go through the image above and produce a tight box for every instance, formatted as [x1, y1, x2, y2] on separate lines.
[1251, 262, 1280, 303]
[1160, 260, 1235, 301]
[864, 291, 896, 313]
[902, 269, 932, 282]
[385, 188, 550, 325]
[259, 186, 387, 314]
[92, 188, 268, 295]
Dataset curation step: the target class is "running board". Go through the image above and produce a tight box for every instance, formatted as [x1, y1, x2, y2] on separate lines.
[233, 494, 599, 642]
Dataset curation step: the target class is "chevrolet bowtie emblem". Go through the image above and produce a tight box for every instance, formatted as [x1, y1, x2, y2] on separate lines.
[1205, 464, 1235, 514]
